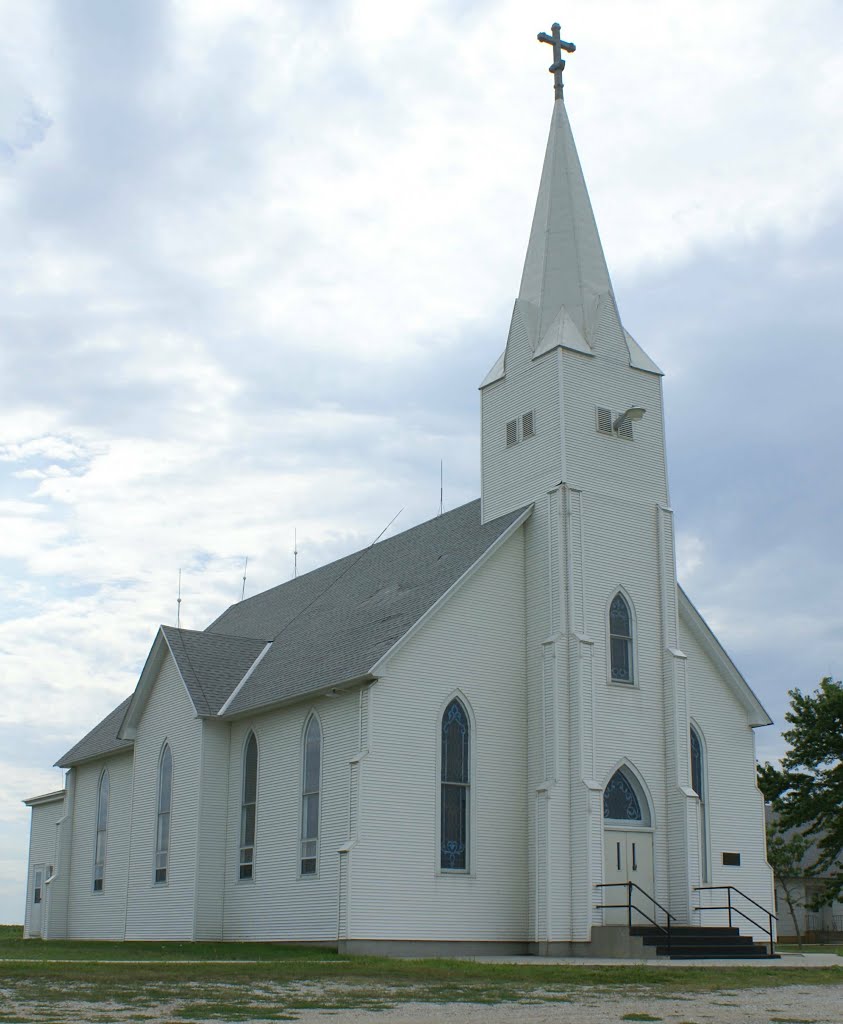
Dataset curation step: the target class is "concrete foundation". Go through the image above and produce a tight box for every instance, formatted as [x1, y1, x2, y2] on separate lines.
[340, 927, 658, 959]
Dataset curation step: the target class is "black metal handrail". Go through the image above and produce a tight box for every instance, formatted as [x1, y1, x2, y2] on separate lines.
[694, 884, 777, 957]
[595, 881, 675, 954]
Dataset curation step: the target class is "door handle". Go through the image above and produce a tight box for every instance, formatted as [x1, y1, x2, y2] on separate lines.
[617, 842, 621, 870]
[632, 842, 637, 871]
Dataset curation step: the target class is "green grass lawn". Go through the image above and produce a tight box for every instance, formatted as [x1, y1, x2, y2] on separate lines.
[0, 924, 336, 962]
[2, 925, 842, 1023]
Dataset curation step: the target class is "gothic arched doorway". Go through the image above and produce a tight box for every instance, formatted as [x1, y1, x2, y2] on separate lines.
[602, 766, 655, 924]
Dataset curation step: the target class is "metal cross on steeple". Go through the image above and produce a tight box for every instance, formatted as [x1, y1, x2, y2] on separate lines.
[537, 22, 576, 99]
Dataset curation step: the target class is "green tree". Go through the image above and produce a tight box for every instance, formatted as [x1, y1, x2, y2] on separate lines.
[758, 677, 843, 909]
[765, 824, 810, 948]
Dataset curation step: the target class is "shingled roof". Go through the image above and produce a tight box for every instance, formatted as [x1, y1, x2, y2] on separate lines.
[159, 627, 269, 716]
[209, 499, 529, 717]
[56, 696, 134, 768]
[57, 499, 530, 764]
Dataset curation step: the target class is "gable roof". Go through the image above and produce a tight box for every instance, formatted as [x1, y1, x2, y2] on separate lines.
[57, 500, 531, 763]
[210, 499, 530, 717]
[678, 586, 772, 728]
[117, 627, 271, 739]
[56, 696, 134, 768]
[159, 627, 270, 717]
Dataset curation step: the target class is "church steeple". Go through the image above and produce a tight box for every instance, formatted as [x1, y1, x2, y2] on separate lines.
[519, 27, 615, 351]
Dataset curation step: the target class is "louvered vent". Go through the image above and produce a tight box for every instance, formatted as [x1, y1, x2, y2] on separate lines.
[597, 405, 637, 440]
[506, 419, 518, 447]
[522, 410, 535, 439]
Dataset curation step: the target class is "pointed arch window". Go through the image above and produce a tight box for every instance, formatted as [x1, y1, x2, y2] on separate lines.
[441, 698, 470, 871]
[301, 716, 321, 875]
[690, 726, 709, 881]
[240, 732, 258, 880]
[610, 593, 634, 683]
[93, 769, 109, 892]
[603, 767, 651, 826]
[155, 744, 172, 884]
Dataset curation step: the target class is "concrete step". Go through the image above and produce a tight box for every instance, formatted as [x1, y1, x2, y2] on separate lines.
[630, 925, 777, 960]
[668, 950, 779, 960]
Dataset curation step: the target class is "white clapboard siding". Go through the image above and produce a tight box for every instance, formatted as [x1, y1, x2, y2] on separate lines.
[194, 719, 230, 939]
[683, 621, 775, 942]
[222, 689, 358, 941]
[349, 529, 528, 941]
[562, 354, 668, 505]
[481, 349, 562, 524]
[124, 653, 202, 940]
[23, 797, 64, 938]
[66, 753, 133, 939]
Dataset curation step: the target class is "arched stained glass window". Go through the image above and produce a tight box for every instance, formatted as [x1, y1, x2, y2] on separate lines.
[690, 728, 703, 798]
[93, 769, 109, 892]
[240, 732, 258, 880]
[301, 716, 321, 875]
[441, 698, 469, 871]
[610, 593, 634, 683]
[603, 768, 648, 824]
[690, 726, 709, 881]
[155, 744, 172, 884]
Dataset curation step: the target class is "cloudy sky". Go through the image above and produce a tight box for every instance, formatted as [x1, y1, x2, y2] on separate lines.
[1, 0, 842, 925]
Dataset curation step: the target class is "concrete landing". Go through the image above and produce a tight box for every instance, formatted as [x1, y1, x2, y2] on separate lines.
[461, 952, 842, 968]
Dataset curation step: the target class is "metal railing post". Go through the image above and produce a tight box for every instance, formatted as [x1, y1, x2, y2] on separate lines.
[628, 881, 633, 928]
[693, 885, 778, 956]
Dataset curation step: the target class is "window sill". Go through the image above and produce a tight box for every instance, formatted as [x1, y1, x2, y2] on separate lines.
[607, 679, 639, 690]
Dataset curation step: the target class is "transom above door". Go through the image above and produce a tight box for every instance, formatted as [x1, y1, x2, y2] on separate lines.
[603, 767, 651, 827]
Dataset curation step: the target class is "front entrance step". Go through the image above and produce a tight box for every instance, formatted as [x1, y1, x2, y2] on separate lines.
[630, 925, 778, 960]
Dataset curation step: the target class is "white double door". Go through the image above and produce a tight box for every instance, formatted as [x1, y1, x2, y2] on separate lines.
[603, 830, 655, 925]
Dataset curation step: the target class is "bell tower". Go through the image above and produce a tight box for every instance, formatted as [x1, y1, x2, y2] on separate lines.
[480, 24, 699, 948]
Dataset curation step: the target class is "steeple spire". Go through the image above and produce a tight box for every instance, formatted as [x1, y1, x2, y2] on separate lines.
[518, 26, 615, 350]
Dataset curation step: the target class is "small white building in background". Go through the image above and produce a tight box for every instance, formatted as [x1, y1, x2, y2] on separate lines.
[24, 36, 776, 954]
[766, 808, 843, 943]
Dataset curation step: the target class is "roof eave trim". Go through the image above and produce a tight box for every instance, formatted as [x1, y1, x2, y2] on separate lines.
[369, 504, 534, 677]
[220, 673, 375, 721]
[479, 350, 506, 388]
[54, 743, 134, 769]
[217, 641, 274, 716]
[678, 586, 772, 727]
[624, 329, 664, 376]
[23, 789, 67, 807]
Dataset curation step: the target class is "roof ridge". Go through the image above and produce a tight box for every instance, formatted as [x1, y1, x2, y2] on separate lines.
[163, 625, 214, 717]
[209, 499, 483, 626]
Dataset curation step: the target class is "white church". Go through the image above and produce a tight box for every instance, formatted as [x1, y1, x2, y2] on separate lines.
[24, 25, 777, 957]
